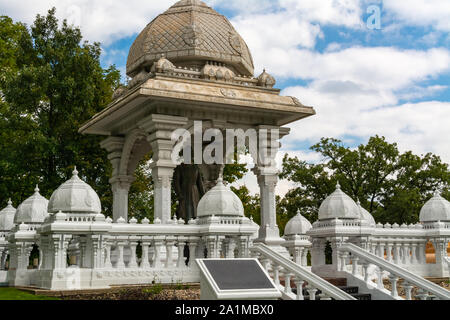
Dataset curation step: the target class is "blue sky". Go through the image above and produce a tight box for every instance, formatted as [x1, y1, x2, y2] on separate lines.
[1, 0, 449, 195]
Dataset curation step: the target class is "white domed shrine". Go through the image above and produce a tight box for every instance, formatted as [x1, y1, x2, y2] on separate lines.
[14, 185, 49, 225]
[284, 210, 312, 236]
[318, 183, 360, 220]
[48, 167, 101, 214]
[197, 177, 244, 217]
[419, 191, 450, 223]
[0, 199, 16, 232]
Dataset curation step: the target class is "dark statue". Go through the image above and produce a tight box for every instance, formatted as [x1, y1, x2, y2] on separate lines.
[174, 164, 205, 221]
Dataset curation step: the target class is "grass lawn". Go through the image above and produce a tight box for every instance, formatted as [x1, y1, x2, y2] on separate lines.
[0, 288, 59, 300]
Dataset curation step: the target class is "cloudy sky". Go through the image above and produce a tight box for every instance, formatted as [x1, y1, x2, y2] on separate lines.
[1, 0, 449, 196]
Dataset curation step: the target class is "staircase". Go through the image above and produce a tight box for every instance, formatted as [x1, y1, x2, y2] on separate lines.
[287, 278, 372, 300]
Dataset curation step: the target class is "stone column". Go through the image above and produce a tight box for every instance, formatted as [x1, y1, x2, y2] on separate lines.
[101, 137, 131, 222]
[110, 176, 135, 222]
[139, 115, 188, 224]
[252, 126, 290, 254]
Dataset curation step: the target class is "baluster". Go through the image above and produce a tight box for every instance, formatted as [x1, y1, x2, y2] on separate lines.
[294, 278, 305, 300]
[152, 237, 163, 268]
[402, 244, 409, 265]
[140, 240, 151, 269]
[388, 274, 399, 298]
[361, 261, 370, 283]
[416, 289, 429, 300]
[166, 238, 175, 268]
[273, 265, 281, 287]
[177, 237, 186, 268]
[376, 267, 384, 290]
[352, 256, 359, 276]
[284, 272, 293, 294]
[402, 282, 414, 300]
[410, 244, 418, 265]
[393, 243, 401, 264]
[307, 288, 318, 300]
[378, 243, 385, 259]
[420, 243, 427, 264]
[128, 241, 138, 268]
[116, 241, 126, 269]
[104, 241, 113, 268]
[386, 243, 393, 262]
[188, 238, 199, 268]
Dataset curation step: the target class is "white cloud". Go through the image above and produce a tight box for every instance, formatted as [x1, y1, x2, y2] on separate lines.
[383, 0, 450, 32]
[0, 0, 179, 45]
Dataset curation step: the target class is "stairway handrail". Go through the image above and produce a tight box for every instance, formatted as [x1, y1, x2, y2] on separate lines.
[338, 243, 450, 300]
[251, 243, 356, 300]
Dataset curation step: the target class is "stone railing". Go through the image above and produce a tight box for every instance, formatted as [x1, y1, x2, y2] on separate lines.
[8, 214, 259, 290]
[338, 243, 450, 300]
[250, 243, 356, 300]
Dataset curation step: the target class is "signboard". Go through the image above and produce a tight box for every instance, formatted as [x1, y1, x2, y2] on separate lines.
[196, 259, 281, 300]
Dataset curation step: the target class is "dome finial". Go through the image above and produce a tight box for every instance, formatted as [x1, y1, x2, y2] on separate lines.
[357, 199, 361, 206]
[434, 189, 441, 197]
[73, 166, 79, 177]
[336, 181, 341, 190]
[7, 198, 12, 206]
[297, 209, 301, 216]
[34, 185, 40, 193]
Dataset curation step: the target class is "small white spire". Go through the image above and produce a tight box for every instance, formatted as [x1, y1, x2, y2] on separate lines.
[34, 185, 40, 193]
[433, 190, 441, 197]
[73, 166, 79, 176]
[7, 198, 12, 206]
[336, 181, 341, 190]
[297, 209, 301, 216]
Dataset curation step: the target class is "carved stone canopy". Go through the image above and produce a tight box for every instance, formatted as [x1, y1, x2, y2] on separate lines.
[48, 167, 102, 214]
[0, 199, 16, 231]
[14, 185, 49, 225]
[126, 0, 254, 78]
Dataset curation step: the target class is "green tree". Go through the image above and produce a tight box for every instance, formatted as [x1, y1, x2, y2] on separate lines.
[0, 9, 120, 214]
[280, 136, 450, 226]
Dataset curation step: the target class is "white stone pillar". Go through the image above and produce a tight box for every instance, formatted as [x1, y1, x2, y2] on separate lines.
[139, 115, 188, 224]
[110, 176, 134, 222]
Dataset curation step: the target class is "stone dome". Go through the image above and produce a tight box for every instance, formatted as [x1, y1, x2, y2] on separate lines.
[0, 199, 16, 231]
[357, 201, 376, 226]
[197, 177, 244, 217]
[126, 0, 254, 77]
[318, 183, 360, 220]
[419, 191, 450, 223]
[284, 210, 312, 236]
[14, 186, 49, 224]
[48, 167, 101, 214]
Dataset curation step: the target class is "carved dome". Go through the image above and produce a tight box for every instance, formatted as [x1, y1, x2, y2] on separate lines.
[357, 201, 376, 227]
[197, 177, 244, 217]
[48, 168, 101, 214]
[419, 191, 450, 223]
[14, 186, 49, 224]
[284, 210, 312, 236]
[126, 0, 254, 77]
[0, 199, 16, 231]
[318, 183, 360, 220]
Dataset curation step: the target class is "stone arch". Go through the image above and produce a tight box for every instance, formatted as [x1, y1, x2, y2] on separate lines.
[119, 129, 151, 177]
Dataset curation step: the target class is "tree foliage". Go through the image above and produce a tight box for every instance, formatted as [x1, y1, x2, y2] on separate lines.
[0, 9, 120, 214]
[280, 136, 450, 226]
